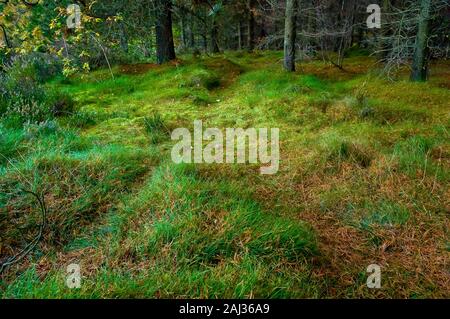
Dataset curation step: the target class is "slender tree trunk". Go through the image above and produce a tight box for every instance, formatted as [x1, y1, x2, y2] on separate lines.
[210, 19, 220, 53]
[247, 0, 256, 51]
[202, 31, 208, 53]
[238, 22, 243, 50]
[155, 0, 176, 64]
[284, 0, 298, 72]
[273, 17, 282, 50]
[200, 8, 208, 53]
[411, 0, 431, 81]
[188, 16, 195, 49]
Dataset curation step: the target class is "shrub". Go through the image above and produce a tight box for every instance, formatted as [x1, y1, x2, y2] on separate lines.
[0, 54, 71, 125]
[0, 74, 46, 110]
[49, 91, 75, 116]
[1, 74, 54, 124]
[3, 99, 52, 125]
[23, 120, 59, 139]
[7, 53, 62, 83]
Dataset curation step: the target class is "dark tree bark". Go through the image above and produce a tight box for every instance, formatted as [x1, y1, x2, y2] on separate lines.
[210, 19, 220, 53]
[187, 16, 195, 49]
[201, 29, 208, 53]
[283, 0, 298, 72]
[411, 0, 432, 81]
[155, 0, 176, 64]
[247, 0, 256, 50]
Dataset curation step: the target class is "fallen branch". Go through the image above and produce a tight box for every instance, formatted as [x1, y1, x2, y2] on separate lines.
[0, 189, 47, 275]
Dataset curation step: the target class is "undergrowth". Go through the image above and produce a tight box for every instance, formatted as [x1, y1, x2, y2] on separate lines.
[0, 51, 448, 298]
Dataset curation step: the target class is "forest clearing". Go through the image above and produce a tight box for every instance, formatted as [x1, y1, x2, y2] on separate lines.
[0, 0, 449, 301]
[1, 51, 449, 298]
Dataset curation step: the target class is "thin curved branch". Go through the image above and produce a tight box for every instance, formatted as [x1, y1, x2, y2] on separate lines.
[0, 24, 9, 47]
[0, 189, 47, 274]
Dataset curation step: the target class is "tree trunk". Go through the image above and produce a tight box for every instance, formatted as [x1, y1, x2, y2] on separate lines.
[238, 22, 243, 50]
[210, 19, 220, 53]
[188, 16, 195, 49]
[199, 8, 208, 53]
[284, 0, 298, 72]
[155, 0, 176, 64]
[247, 0, 256, 51]
[411, 0, 431, 82]
[200, 27, 208, 53]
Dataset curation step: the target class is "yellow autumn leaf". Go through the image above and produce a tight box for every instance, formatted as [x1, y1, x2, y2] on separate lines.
[31, 27, 42, 38]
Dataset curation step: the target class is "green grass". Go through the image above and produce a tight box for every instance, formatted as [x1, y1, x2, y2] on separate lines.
[1, 51, 449, 298]
[360, 200, 411, 229]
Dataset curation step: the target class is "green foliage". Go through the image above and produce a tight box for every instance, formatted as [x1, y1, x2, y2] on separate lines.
[0, 53, 66, 126]
[0, 74, 49, 121]
[1, 97, 52, 126]
[7, 53, 62, 84]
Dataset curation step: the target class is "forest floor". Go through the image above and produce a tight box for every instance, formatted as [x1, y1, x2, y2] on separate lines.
[0, 51, 449, 298]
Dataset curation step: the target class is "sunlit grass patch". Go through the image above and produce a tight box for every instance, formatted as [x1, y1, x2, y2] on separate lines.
[393, 135, 447, 181]
[360, 200, 411, 229]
